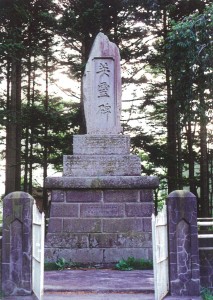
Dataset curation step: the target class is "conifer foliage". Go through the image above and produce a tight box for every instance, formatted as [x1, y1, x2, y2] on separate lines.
[0, 0, 212, 215]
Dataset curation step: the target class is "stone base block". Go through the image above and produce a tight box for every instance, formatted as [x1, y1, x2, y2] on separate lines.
[73, 135, 130, 155]
[63, 155, 141, 176]
[45, 176, 158, 265]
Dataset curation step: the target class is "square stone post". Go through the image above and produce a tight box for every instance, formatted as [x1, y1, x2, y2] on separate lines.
[167, 190, 200, 296]
[2, 192, 34, 296]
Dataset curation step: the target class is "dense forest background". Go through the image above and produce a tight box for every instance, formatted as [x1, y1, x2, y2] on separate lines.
[0, 0, 212, 216]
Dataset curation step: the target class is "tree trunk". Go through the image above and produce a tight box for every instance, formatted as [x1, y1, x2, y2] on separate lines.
[163, 10, 177, 193]
[43, 40, 49, 213]
[199, 107, 209, 217]
[23, 55, 32, 192]
[29, 60, 36, 195]
[186, 121, 197, 197]
[199, 66, 209, 217]
[177, 123, 183, 190]
[5, 57, 22, 195]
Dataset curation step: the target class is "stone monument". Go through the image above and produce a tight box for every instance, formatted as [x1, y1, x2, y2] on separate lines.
[45, 33, 159, 265]
[83, 32, 122, 135]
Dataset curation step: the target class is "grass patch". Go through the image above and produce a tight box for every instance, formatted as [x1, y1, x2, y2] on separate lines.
[45, 258, 92, 271]
[45, 256, 153, 272]
[115, 256, 153, 271]
[44, 261, 59, 271]
[201, 288, 213, 300]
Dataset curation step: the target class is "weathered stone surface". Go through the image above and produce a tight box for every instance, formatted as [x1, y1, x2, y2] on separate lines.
[50, 203, 79, 217]
[83, 32, 122, 135]
[73, 135, 130, 155]
[2, 192, 34, 296]
[103, 248, 151, 263]
[125, 203, 154, 217]
[80, 203, 125, 218]
[45, 176, 159, 189]
[89, 234, 118, 248]
[142, 218, 152, 232]
[66, 190, 102, 203]
[45, 248, 104, 264]
[45, 247, 153, 264]
[47, 218, 63, 233]
[45, 233, 89, 248]
[63, 219, 102, 233]
[63, 155, 141, 177]
[167, 190, 200, 296]
[103, 190, 139, 202]
[117, 233, 152, 248]
[140, 190, 154, 202]
[51, 190, 65, 202]
[103, 219, 143, 233]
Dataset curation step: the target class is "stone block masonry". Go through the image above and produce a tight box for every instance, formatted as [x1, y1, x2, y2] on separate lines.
[45, 179, 158, 265]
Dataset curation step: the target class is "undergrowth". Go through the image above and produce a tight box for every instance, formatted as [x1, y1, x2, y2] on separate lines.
[45, 258, 81, 271]
[115, 256, 153, 271]
[201, 288, 213, 300]
[45, 256, 153, 271]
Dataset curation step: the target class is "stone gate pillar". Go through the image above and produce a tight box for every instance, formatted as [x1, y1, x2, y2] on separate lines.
[2, 192, 34, 296]
[167, 190, 200, 296]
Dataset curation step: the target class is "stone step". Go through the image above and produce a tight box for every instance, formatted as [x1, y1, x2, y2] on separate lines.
[43, 292, 155, 300]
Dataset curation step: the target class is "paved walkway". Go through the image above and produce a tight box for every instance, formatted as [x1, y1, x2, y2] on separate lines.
[2, 269, 202, 300]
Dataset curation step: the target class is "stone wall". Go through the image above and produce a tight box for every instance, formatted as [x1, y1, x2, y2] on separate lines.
[45, 183, 155, 265]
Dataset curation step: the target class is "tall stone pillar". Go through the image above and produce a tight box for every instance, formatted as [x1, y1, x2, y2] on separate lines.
[167, 190, 200, 296]
[45, 33, 159, 265]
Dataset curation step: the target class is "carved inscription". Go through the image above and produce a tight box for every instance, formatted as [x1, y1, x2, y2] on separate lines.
[94, 58, 115, 126]
[83, 33, 122, 134]
[96, 62, 110, 98]
[81, 204, 124, 217]
[72, 135, 130, 155]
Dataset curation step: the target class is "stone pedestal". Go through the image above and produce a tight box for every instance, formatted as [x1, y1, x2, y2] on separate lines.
[45, 135, 159, 265]
[45, 176, 158, 265]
